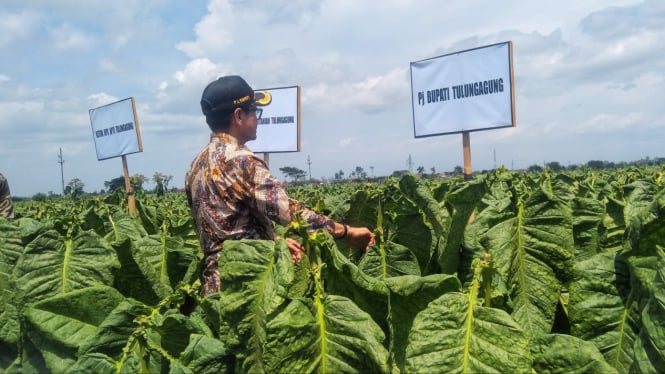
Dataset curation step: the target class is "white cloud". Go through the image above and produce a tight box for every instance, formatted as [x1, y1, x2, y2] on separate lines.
[0, 11, 39, 47]
[303, 68, 409, 114]
[175, 0, 234, 58]
[173, 58, 224, 85]
[98, 59, 118, 73]
[87, 92, 119, 108]
[50, 23, 95, 51]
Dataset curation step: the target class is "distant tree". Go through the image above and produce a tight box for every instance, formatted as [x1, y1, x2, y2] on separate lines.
[430, 167, 436, 175]
[528, 164, 543, 172]
[153, 172, 173, 196]
[131, 174, 147, 192]
[453, 166, 463, 175]
[66, 178, 85, 196]
[416, 166, 425, 174]
[353, 166, 366, 179]
[334, 170, 345, 180]
[586, 160, 606, 170]
[391, 170, 409, 178]
[545, 161, 563, 172]
[104, 176, 126, 192]
[279, 166, 306, 182]
[104, 174, 147, 194]
[32, 192, 48, 202]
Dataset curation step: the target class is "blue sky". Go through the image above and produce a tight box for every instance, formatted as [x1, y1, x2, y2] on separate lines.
[1, 0, 662, 197]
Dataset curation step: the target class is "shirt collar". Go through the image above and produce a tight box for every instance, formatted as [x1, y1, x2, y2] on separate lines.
[210, 132, 238, 144]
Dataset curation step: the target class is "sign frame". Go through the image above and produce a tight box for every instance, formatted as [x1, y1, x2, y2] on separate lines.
[88, 97, 143, 161]
[410, 41, 516, 138]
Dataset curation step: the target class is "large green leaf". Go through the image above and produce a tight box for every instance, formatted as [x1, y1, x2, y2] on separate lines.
[112, 238, 161, 306]
[134, 234, 198, 299]
[103, 210, 146, 245]
[631, 251, 665, 373]
[404, 292, 531, 373]
[624, 185, 665, 258]
[441, 180, 485, 274]
[359, 241, 421, 278]
[0, 222, 22, 351]
[74, 296, 211, 373]
[571, 196, 605, 261]
[13, 229, 119, 304]
[600, 196, 626, 253]
[264, 295, 389, 373]
[175, 334, 231, 373]
[217, 239, 293, 373]
[530, 334, 617, 373]
[479, 187, 574, 337]
[568, 252, 640, 372]
[397, 174, 449, 273]
[385, 274, 461, 373]
[318, 232, 389, 329]
[77, 298, 151, 359]
[23, 286, 125, 372]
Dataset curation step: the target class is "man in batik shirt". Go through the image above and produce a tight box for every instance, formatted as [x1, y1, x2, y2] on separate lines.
[186, 75, 375, 295]
[0, 173, 14, 219]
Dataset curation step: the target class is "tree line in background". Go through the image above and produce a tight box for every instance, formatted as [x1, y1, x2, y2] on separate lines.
[19, 156, 664, 201]
[23, 172, 174, 201]
[282, 156, 665, 184]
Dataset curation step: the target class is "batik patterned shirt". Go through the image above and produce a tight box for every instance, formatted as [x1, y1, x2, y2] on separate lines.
[185, 133, 334, 294]
[0, 173, 14, 219]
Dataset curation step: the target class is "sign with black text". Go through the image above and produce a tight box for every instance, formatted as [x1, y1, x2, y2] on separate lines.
[89, 97, 143, 160]
[246, 86, 300, 153]
[410, 41, 515, 137]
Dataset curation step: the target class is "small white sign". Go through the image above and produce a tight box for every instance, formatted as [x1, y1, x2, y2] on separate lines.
[246, 86, 300, 153]
[411, 41, 515, 137]
[89, 97, 143, 160]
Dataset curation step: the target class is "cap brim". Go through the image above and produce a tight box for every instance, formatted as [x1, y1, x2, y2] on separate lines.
[254, 91, 272, 106]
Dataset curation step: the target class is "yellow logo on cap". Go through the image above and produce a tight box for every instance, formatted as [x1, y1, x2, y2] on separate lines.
[254, 91, 272, 106]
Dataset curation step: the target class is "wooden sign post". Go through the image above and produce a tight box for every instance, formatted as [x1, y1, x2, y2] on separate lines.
[462, 131, 473, 181]
[121, 155, 136, 216]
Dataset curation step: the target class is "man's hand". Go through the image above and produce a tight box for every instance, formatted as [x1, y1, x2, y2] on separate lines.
[344, 226, 376, 250]
[284, 237, 304, 263]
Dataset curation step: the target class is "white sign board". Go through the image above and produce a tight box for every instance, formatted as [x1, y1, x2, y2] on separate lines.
[89, 97, 143, 160]
[410, 41, 515, 137]
[246, 86, 300, 153]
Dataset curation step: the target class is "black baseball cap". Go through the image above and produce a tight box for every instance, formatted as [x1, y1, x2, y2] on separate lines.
[200, 75, 272, 117]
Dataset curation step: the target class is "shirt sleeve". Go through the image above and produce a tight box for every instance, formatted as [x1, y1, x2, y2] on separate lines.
[245, 155, 334, 233]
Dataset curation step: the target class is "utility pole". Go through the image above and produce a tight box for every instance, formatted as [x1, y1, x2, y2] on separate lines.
[58, 148, 65, 195]
[407, 154, 413, 173]
[307, 154, 312, 182]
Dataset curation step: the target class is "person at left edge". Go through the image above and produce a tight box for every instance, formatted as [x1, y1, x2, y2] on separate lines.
[0, 173, 15, 219]
[185, 75, 376, 296]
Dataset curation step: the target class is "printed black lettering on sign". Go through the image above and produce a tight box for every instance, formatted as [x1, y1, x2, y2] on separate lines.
[271, 116, 295, 124]
[418, 78, 504, 106]
[95, 122, 134, 138]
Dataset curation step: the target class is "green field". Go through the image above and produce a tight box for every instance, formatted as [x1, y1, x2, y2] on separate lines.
[1, 167, 663, 373]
